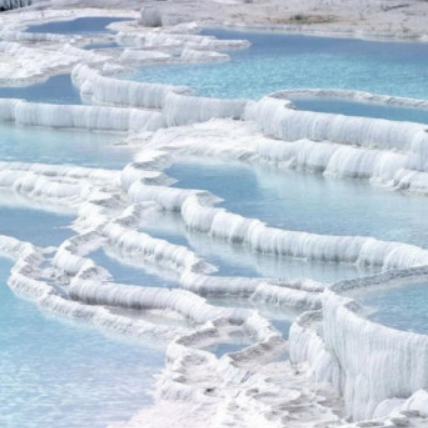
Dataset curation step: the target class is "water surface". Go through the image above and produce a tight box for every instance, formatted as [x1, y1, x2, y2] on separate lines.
[84, 41, 120, 50]
[0, 257, 163, 428]
[0, 196, 74, 247]
[0, 201, 165, 428]
[0, 122, 133, 168]
[0, 74, 80, 105]
[130, 29, 428, 101]
[139, 209, 373, 283]
[26, 17, 131, 35]
[167, 159, 428, 249]
[357, 279, 428, 335]
[90, 248, 179, 288]
[291, 96, 428, 124]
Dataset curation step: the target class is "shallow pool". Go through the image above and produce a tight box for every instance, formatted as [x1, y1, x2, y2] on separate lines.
[84, 41, 120, 50]
[139, 209, 373, 283]
[291, 96, 428, 124]
[26, 17, 131, 35]
[209, 297, 297, 342]
[204, 339, 250, 358]
[90, 248, 180, 287]
[0, 122, 133, 168]
[0, 257, 163, 428]
[167, 159, 428, 249]
[0, 74, 81, 105]
[0, 200, 166, 428]
[130, 29, 428, 102]
[0, 192, 74, 247]
[357, 279, 428, 335]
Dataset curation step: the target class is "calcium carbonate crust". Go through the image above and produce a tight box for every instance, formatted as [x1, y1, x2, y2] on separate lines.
[290, 267, 428, 421]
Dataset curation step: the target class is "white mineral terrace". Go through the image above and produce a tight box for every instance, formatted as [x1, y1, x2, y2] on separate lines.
[1, 1, 428, 428]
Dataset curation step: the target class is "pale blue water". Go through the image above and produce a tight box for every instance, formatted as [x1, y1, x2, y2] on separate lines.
[84, 41, 120, 50]
[0, 203, 165, 428]
[26, 17, 131, 35]
[90, 248, 179, 288]
[357, 280, 428, 335]
[0, 257, 163, 428]
[291, 97, 428, 124]
[168, 159, 428, 249]
[0, 74, 81, 105]
[138, 222, 260, 278]
[0, 58, 164, 426]
[93, 222, 312, 341]
[0, 123, 134, 168]
[206, 342, 247, 358]
[208, 298, 296, 342]
[130, 29, 428, 102]
[139, 211, 370, 282]
[0, 200, 74, 247]
[270, 319, 292, 340]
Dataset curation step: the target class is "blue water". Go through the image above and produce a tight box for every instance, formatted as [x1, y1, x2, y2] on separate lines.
[0, 74, 81, 105]
[0, 194, 74, 247]
[0, 203, 165, 428]
[130, 29, 428, 101]
[26, 17, 131, 35]
[139, 210, 372, 283]
[167, 159, 428, 249]
[205, 341, 249, 358]
[357, 280, 428, 335]
[292, 97, 428, 124]
[0, 257, 163, 428]
[84, 41, 120, 50]
[270, 319, 292, 340]
[0, 123, 134, 168]
[0, 56, 166, 426]
[209, 298, 296, 342]
[138, 221, 261, 278]
[90, 248, 179, 288]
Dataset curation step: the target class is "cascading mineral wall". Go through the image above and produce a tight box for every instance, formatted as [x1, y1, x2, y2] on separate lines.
[290, 268, 428, 420]
[0, 0, 32, 11]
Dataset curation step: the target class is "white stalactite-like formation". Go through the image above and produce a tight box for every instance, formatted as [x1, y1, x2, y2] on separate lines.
[289, 268, 428, 420]
[0, 98, 166, 132]
[0, 0, 32, 11]
[246, 96, 428, 165]
[72, 65, 248, 126]
[163, 92, 248, 126]
[72, 64, 191, 109]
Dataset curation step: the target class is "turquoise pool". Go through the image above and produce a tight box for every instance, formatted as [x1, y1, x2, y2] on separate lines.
[167, 159, 428, 249]
[0, 122, 133, 169]
[130, 29, 428, 103]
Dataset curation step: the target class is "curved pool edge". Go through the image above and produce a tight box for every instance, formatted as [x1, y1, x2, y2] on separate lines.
[291, 265, 428, 421]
